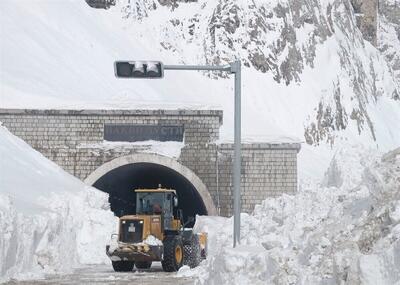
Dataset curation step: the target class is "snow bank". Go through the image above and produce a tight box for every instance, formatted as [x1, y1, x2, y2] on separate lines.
[0, 125, 117, 282]
[181, 147, 400, 284]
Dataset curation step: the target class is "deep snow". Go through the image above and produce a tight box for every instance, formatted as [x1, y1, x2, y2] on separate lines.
[0, 125, 117, 282]
[1, 0, 400, 283]
[179, 146, 400, 284]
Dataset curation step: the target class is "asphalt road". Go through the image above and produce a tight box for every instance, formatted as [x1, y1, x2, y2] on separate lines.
[4, 263, 196, 285]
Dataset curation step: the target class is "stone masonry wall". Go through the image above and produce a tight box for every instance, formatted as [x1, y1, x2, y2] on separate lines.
[0, 108, 300, 217]
[0, 108, 221, 177]
[216, 143, 299, 216]
[180, 143, 300, 217]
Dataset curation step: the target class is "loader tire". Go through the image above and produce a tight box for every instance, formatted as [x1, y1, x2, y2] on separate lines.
[135, 261, 152, 269]
[112, 261, 134, 272]
[161, 235, 184, 272]
[183, 234, 201, 268]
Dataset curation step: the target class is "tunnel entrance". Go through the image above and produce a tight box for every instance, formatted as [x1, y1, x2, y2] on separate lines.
[92, 162, 208, 226]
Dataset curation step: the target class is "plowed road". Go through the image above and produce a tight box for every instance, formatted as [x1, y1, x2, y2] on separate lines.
[4, 263, 195, 285]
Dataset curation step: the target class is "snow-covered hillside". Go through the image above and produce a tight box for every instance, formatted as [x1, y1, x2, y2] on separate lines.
[0, 0, 399, 159]
[0, 125, 117, 282]
[118, 0, 400, 147]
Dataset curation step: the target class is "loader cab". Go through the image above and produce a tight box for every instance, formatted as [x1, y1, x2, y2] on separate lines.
[135, 188, 180, 231]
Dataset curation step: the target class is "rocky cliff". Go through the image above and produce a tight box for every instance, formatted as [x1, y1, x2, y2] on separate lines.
[379, 0, 400, 86]
[115, 0, 399, 146]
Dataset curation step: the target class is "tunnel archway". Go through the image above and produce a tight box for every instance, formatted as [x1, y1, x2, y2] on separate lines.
[85, 153, 217, 225]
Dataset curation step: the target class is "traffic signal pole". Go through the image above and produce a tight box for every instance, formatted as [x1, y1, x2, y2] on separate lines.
[115, 60, 242, 247]
[163, 64, 231, 71]
[164, 61, 241, 247]
[231, 61, 241, 246]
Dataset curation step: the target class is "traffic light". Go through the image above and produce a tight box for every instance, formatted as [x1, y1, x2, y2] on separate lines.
[114, 61, 164, 78]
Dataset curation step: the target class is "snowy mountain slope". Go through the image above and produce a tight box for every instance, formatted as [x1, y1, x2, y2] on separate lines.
[180, 147, 400, 284]
[114, 0, 400, 147]
[0, 0, 399, 155]
[0, 125, 116, 282]
[379, 0, 400, 87]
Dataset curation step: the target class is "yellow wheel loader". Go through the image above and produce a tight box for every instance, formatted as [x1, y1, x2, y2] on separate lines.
[106, 187, 208, 272]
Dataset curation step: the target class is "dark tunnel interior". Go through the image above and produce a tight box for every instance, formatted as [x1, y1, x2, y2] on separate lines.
[93, 163, 207, 227]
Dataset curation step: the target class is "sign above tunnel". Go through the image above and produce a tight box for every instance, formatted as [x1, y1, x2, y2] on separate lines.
[104, 124, 184, 142]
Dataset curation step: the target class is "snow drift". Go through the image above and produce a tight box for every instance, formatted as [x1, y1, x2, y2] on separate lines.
[0, 125, 117, 282]
[180, 146, 400, 284]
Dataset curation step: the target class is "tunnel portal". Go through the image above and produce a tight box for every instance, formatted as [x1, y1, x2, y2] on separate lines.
[1, 109, 300, 218]
[93, 162, 208, 226]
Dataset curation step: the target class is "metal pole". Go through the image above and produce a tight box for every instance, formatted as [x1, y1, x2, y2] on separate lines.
[156, 61, 241, 247]
[230, 60, 241, 247]
[164, 64, 230, 72]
